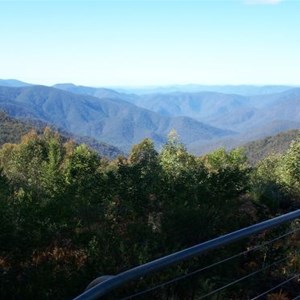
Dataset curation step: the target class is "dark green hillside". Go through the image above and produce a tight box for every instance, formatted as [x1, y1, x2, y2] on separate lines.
[0, 111, 38, 145]
[0, 111, 123, 159]
[243, 129, 300, 164]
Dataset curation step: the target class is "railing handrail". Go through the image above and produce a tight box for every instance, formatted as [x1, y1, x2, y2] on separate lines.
[74, 209, 300, 300]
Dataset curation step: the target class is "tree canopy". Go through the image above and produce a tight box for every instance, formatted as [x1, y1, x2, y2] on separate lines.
[0, 129, 299, 299]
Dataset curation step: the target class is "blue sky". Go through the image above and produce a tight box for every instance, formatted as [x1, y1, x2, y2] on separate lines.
[0, 0, 299, 86]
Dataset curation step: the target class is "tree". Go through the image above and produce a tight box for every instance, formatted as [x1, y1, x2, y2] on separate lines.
[251, 154, 286, 212]
[279, 139, 300, 196]
[63, 144, 104, 231]
[159, 131, 210, 248]
[203, 147, 250, 200]
[100, 139, 162, 268]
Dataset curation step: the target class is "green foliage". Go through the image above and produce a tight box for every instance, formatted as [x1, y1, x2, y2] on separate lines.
[279, 139, 300, 195]
[203, 147, 250, 199]
[160, 130, 200, 200]
[0, 129, 299, 299]
[251, 138, 300, 211]
[251, 154, 286, 211]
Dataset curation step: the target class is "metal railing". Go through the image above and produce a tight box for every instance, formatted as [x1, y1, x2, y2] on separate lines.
[74, 209, 300, 300]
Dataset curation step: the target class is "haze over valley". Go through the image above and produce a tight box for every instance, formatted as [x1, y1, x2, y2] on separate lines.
[0, 79, 299, 155]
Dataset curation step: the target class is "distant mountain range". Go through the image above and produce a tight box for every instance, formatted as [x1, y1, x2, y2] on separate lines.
[114, 84, 296, 96]
[52, 82, 300, 151]
[0, 85, 233, 152]
[0, 79, 300, 154]
[0, 79, 32, 87]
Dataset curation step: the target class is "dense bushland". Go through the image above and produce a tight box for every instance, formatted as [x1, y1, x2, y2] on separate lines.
[0, 129, 299, 299]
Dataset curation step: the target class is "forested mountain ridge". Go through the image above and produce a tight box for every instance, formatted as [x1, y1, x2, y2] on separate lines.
[242, 129, 300, 164]
[0, 85, 234, 151]
[0, 111, 123, 159]
[0, 111, 36, 145]
[1, 107, 299, 164]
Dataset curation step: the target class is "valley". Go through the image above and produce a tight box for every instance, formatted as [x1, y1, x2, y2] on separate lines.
[0, 79, 299, 155]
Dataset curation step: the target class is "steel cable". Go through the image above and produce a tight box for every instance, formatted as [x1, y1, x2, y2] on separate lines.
[120, 227, 300, 300]
[250, 274, 299, 300]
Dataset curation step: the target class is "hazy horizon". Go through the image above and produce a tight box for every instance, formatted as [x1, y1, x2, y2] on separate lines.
[1, 78, 300, 89]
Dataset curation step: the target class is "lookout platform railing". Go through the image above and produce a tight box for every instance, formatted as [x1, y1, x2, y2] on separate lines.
[74, 209, 300, 300]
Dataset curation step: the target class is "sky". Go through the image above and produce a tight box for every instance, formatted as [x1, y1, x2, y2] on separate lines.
[0, 0, 300, 87]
